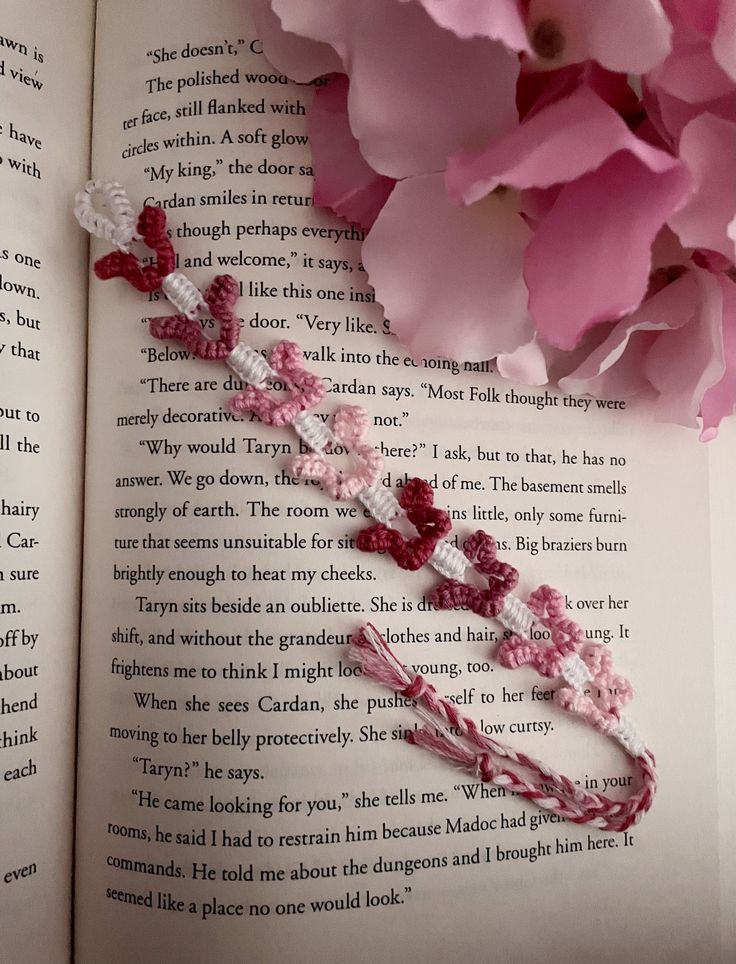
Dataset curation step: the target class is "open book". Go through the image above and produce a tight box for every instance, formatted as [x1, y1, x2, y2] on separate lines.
[3, 0, 736, 960]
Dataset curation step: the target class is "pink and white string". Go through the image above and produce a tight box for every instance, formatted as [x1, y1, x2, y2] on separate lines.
[74, 179, 657, 832]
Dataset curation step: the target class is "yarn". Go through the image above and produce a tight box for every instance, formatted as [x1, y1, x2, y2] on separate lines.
[74, 182, 657, 832]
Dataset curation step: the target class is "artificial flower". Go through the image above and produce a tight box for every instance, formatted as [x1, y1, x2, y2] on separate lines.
[667, 114, 736, 260]
[251, 0, 340, 82]
[253, 0, 736, 437]
[644, 0, 736, 143]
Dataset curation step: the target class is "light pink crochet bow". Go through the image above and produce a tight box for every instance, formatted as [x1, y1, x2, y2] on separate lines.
[556, 644, 634, 733]
[291, 405, 383, 500]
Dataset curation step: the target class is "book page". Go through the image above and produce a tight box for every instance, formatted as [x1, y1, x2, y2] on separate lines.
[0, 1, 94, 961]
[708, 419, 736, 962]
[76, 2, 722, 961]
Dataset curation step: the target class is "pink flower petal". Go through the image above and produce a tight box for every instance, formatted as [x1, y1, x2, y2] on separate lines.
[496, 337, 554, 385]
[525, 0, 672, 73]
[363, 175, 533, 361]
[649, 35, 734, 103]
[559, 272, 699, 397]
[270, 0, 348, 54]
[643, 78, 736, 142]
[517, 62, 641, 122]
[525, 151, 692, 349]
[713, 0, 736, 82]
[276, 0, 519, 178]
[667, 0, 719, 37]
[447, 87, 681, 205]
[408, 0, 531, 50]
[668, 114, 736, 260]
[252, 0, 342, 81]
[308, 76, 395, 229]
[346, 3, 519, 177]
[644, 268, 726, 427]
[699, 275, 736, 439]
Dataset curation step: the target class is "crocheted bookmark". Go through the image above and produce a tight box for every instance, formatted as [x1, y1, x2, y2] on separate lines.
[74, 180, 657, 833]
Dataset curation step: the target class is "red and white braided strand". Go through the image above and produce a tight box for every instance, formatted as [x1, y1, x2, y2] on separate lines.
[350, 625, 656, 832]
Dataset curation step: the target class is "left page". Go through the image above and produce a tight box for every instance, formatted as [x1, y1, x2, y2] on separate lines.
[0, 1, 94, 961]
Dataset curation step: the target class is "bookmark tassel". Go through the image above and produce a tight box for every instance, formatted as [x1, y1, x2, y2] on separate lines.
[350, 624, 656, 832]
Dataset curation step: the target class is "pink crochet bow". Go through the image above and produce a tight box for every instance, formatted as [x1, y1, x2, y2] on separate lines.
[556, 644, 634, 733]
[149, 274, 241, 360]
[230, 341, 324, 426]
[430, 530, 518, 618]
[497, 585, 586, 677]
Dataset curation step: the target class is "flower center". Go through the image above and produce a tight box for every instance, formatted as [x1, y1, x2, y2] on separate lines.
[531, 19, 565, 60]
[646, 264, 687, 298]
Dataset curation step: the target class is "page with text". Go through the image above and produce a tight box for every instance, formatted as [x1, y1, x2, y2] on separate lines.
[708, 417, 736, 961]
[0, 1, 94, 961]
[76, 2, 722, 961]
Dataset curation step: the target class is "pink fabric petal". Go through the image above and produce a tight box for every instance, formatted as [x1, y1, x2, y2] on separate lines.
[345, 2, 519, 178]
[407, 0, 530, 50]
[517, 62, 641, 122]
[649, 36, 734, 103]
[558, 272, 699, 397]
[525, 0, 672, 73]
[270, 0, 349, 54]
[252, 0, 342, 81]
[308, 76, 395, 229]
[363, 175, 533, 361]
[643, 78, 736, 142]
[447, 87, 682, 205]
[668, 0, 720, 37]
[565, 331, 661, 399]
[277, 0, 519, 178]
[649, 223, 693, 270]
[644, 268, 726, 427]
[496, 337, 554, 385]
[668, 114, 736, 260]
[713, 0, 736, 82]
[525, 151, 692, 349]
[699, 275, 736, 439]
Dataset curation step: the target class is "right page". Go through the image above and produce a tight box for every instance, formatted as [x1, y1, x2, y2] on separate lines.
[75, 2, 722, 961]
[708, 417, 736, 961]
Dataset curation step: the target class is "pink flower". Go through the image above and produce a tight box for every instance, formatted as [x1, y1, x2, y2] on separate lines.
[668, 114, 736, 261]
[363, 173, 534, 361]
[251, 0, 341, 81]
[254, 0, 736, 438]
